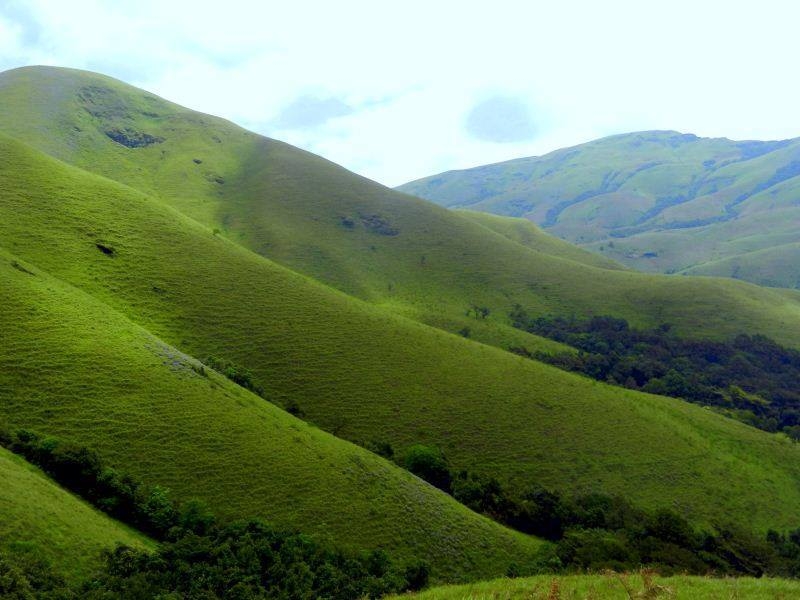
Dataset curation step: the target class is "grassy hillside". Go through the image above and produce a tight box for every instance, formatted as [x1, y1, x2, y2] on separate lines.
[389, 573, 800, 599]
[683, 242, 800, 288]
[0, 247, 545, 581]
[456, 210, 627, 271]
[3, 134, 800, 541]
[0, 446, 151, 582]
[5, 67, 800, 355]
[399, 130, 800, 288]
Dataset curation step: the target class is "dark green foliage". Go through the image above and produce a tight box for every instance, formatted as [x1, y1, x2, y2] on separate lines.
[402, 445, 452, 493]
[80, 521, 411, 599]
[360, 440, 395, 460]
[285, 400, 304, 417]
[205, 356, 265, 397]
[0, 429, 421, 598]
[403, 560, 431, 591]
[398, 443, 800, 577]
[0, 428, 204, 540]
[0, 551, 73, 599]
[510, 308, 800, 436]
[0, 520, 416, 600]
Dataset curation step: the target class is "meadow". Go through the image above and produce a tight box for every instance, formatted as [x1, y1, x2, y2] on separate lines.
[389, 572, 800, 599]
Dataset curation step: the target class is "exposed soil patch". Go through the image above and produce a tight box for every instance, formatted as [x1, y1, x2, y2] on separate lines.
[360, 214, 399, 236]
[105, 128, 164, 148]
[95, 243, 116, 257]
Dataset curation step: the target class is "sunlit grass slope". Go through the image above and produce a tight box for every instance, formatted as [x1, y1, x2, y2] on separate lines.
[388, 573, 800, 600]
[3, 135, 800, 537]
[456, 210, 627, 270]
[0, 446, 152, 582]
[0, 249, 544, 582]
[3, 67, 800, 351]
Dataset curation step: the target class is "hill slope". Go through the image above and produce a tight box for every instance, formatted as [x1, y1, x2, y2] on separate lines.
[5, 68, 800, 353]
[0, 246, 544, 581]
[398, 130, 800, 287]
[2, 132, 800, 540]
[0, 445, 151, 582]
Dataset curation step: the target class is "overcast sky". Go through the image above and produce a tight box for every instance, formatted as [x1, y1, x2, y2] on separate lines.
[1, 0, 798, 185]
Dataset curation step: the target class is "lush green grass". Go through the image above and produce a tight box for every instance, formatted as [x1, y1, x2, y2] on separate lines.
[455, 210, 627, 271]
[0, 247, 544, 582]
[3, 134, 800, 541]
[399, 130, 800, 289]
[684, 242, 800, 288]
[389, 573, 800, 599]
[5, 67, 800, 582]
[0, 446, 152, 582]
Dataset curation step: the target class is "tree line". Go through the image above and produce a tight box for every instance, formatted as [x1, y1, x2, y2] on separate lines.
[386, 442, 800, 577]
[0, 427, 428, 599]
[509, 308, 800, 438]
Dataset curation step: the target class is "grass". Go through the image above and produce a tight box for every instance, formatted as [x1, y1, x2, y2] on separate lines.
[0, 445, 152, 582]
[683, 242, 800, 288]
[0, 247, 544, 582]
[388, 572, 800, 599]
[398, 130, 800, 289]
[455, 210, 627, 271]
[4, 67, 800, 581]
[2, 132, 800, 540]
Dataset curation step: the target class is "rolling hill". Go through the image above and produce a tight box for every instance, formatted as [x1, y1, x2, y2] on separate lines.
[0, 445, 151, 583]
[398, 130, 800, 288]
[0, 244, 544, 581]
[4, 66, 800, 585]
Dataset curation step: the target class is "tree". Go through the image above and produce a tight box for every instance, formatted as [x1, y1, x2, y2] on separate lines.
[402, 445, 452, 492]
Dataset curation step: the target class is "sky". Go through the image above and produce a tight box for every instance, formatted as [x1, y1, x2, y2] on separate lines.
[1, 0, 798, 186]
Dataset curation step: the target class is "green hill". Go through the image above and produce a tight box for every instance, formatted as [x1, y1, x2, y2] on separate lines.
[4, 66, 800, 583]
[398, 130, 800, 288]
[683, 242, 800, 288]
[0, 445, 151, 582]
[6, 67, 800, 354]
[455, 210, 627, 271]
[0, 244, 544, 582]
[3, 129, 800, 540]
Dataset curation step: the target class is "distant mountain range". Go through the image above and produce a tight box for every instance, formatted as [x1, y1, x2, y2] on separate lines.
[399, 130, 800, 288]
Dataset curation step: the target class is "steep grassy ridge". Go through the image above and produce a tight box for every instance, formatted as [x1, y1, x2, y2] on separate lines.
[4, 68, 800, 352]
[0, 249, 543, 581]
[399, 131, 800, 287]
[3, 135, 800, 537]
[0, 446, 151, 582]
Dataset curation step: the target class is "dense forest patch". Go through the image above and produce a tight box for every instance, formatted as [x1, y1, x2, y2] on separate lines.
[509, 308, 800, 438]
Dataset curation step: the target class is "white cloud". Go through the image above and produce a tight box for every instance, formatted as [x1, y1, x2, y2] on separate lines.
[1, 0, 799, 185]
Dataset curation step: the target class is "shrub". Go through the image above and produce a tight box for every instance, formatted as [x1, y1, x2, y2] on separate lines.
[402, 445, 452, 493]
